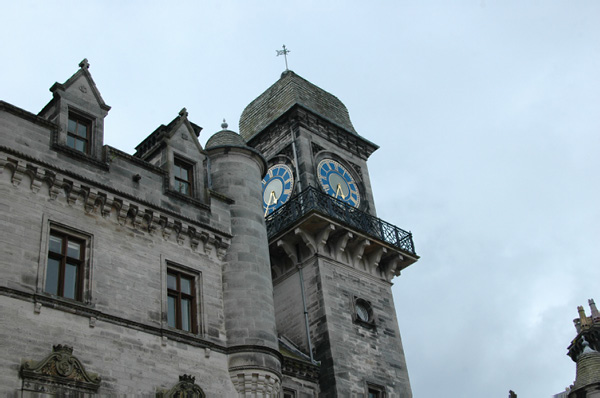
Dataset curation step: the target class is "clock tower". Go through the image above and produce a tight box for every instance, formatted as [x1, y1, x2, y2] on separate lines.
[240, 70, 419, 398]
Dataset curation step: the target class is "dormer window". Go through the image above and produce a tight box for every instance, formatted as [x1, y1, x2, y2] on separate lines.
[174, 158, 193, 196]
[67, 113, 91, 154]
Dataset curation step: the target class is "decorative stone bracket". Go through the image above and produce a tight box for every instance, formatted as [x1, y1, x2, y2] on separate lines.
[271, 220, 405, 282]
[0, 154, 230, 261]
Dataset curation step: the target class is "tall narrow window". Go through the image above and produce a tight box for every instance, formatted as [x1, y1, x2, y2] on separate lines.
[67, 113, 91, 154]
[45, 231, 85, 301]
[173, 159, 193, 196]
[167, 270, 197, 333]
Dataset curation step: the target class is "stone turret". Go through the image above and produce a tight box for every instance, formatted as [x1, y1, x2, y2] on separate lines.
[567, 299, 600, 398]
[205, 125, 281, 397]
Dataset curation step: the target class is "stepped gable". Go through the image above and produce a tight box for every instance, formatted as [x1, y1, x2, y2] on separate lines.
[239, 70, 358, 141]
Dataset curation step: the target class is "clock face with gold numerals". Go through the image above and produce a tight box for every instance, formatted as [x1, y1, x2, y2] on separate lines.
[317, 159, 360, 208]
[262, 164, 294, 216]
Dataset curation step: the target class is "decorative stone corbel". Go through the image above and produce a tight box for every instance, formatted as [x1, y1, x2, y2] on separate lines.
[294, 224, 335, 256]
[350, 239, 370, 267]
[365, 247, 387, 274]
[84, 188, 98, 213]
[44, 170, 61, 200]
[26, 165, 44, 193]
[99, 194, 114, 218]
[11, 161, 27, 186]
[277, 238, 298, 266]
[380, 254, 403, 281]
[187, 227, 199, 249]
[173, 221, 184, 245]
[160, 216, 174, 240]
[333, 231, 353, 261]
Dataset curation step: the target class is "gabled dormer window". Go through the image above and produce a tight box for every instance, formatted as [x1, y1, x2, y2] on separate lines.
[174, 158, 193, 196]
[67, 112, 92, 154]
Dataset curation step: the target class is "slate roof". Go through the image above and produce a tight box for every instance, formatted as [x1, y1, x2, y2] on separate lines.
[239, 70, 357, 141]
[205, 129, 247, 149]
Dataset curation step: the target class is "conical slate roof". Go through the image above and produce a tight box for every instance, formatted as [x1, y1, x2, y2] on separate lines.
[239, 70, 357, 141]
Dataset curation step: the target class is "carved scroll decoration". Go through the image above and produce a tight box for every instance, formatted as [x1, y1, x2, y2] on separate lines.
[20, 344, 101, 393]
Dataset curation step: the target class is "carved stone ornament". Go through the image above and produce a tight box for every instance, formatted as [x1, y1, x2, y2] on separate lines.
[20, 344, 101, 393]
[156, 374, 206, 398]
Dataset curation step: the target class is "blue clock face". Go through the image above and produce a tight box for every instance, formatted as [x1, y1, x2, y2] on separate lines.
[262, 164, 294, 216]
[317, 159, 361, 208]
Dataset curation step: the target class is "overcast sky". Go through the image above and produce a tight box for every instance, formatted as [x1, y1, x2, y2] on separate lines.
[2, 1, 599, 396]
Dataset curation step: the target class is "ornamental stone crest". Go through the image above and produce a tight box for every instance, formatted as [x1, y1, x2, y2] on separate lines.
[20, 344, 101, 394]
[156, 374, 206, 398]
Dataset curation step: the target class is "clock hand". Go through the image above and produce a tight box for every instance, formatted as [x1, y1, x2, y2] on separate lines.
[264, 190, 279, 217]
[335, 184, 346, 200]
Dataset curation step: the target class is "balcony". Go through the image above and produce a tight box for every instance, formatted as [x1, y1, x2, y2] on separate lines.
[265, 186, 416, 256]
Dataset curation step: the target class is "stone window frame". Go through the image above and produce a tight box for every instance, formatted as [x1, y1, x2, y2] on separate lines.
[163, 260, 202, 335]
[352, 296, 376, 329]
[66, 110, 93, 155]
[38, 219, 94, 305]
[173, 157, 194, 196]
[282, 388, 297, 398]
[366, 382, 386, 398]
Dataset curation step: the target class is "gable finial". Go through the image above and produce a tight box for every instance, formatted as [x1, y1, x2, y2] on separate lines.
[276, 45, 291, 71]
[79, 58, 90, 69]
[179, 108, 188, 118]
[221, 119, 228, 130]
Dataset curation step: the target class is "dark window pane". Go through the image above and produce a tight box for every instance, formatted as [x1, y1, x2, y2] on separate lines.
[67, 240, 81, 259]
[45, 258, 60, 295]
[64, 262, 78, 299]
[180, 277, 191, 295]
[174, 165, 182, 178]
[167, 295, 176, 327]
[180, 182, 190, 195]
[179, 167, 188, 180]
[167, 274, 177, 290]
[75, 139, 85, 152]
[68, 119, 77, 133]
[49, 235, 63, 254]
[77, 123, 87, 138]
[181, 298, 191, 331]
[67, 135, 75, 149]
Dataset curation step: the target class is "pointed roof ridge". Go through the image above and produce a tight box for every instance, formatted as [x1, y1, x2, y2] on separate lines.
[48, 58, 111, 112]
[134, 108, 202, 159]
[239, 70, 358, 141]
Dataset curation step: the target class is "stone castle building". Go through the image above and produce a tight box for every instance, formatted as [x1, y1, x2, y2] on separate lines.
[0, 59, 419, 397]
[553, 299, 600, 398]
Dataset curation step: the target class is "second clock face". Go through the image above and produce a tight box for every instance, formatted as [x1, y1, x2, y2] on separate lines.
[317, 159, 360, 208]
[262, 164, 294, 216]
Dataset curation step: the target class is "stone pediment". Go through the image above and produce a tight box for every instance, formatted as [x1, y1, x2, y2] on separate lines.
[156, 374, 206, 398]
[20, 344, 101, 394]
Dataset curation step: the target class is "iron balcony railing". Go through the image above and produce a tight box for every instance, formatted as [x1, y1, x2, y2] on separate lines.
[265, 186, 416, 255]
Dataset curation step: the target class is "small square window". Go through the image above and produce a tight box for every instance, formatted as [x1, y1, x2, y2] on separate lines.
[367, 383, 385, 398]
[45, 230, 87, 301]
[283, 389, 296, 398]
[167, 268, 197, 333]
[67, 113, 92, 154]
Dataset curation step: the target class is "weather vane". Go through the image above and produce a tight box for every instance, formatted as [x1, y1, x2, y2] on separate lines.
[276, 45, 290, 71]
